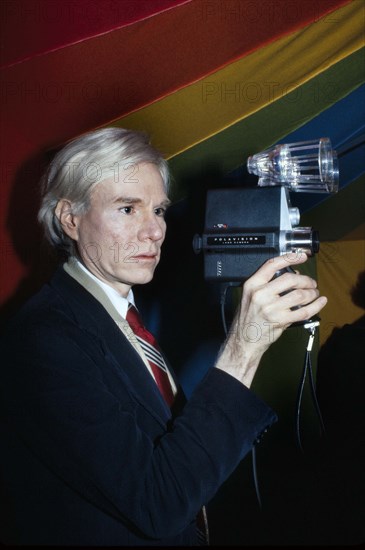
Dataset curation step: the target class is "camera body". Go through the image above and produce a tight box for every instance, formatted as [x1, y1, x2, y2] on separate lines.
[193, 186, 319, 283]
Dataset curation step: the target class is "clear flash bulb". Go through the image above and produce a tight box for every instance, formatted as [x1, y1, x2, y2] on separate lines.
[247, 138, 339, 193]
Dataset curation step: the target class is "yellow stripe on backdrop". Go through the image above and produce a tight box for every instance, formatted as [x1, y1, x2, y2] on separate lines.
[318, 227, 365, 345]
[109, 0, 364, 158]
[303, 173, 365, 345]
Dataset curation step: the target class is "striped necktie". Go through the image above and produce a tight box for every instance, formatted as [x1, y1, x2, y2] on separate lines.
[126, 304, 175, 407]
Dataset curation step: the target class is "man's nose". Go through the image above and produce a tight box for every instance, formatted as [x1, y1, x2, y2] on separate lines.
[138, 214, 164, 241]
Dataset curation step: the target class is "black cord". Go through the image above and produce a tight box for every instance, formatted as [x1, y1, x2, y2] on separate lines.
[219, 284, 229, 337]
[307, 352, 326, 438]
[295, 349, 310, 453]
[295, 326, 326, 452]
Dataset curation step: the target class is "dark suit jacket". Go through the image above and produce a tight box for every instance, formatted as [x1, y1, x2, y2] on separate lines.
[0, 266, 276, 546]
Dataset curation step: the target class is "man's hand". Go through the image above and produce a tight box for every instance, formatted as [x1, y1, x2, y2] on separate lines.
[215, 253, 327, 387]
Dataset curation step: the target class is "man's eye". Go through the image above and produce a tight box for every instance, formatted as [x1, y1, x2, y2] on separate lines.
[155, 207, 166, 217]
[120, 206, 133, 214]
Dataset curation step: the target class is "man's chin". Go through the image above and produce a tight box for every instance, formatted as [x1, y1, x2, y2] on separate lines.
[127, 268, 156, 286]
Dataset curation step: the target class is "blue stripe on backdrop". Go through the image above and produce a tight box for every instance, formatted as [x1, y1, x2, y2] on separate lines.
[279, 84, 365, 212]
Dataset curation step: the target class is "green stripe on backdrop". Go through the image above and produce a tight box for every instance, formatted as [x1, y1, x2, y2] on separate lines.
[168, 47, 365, 201]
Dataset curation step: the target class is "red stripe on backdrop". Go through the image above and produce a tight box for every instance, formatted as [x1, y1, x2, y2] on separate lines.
[0, 0, 191, 67]
[1, 0, 351, 71]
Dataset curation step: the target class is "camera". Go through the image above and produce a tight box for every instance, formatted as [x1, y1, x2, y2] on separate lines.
[193, 138, 338, 284]
[193, 186, 319, 282]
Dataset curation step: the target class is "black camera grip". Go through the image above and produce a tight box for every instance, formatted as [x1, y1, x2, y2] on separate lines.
[272, 265, 320, 324]
[272, 266, 300, 309]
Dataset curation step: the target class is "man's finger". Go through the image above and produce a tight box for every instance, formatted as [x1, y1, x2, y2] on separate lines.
[249, 253, 308, 285]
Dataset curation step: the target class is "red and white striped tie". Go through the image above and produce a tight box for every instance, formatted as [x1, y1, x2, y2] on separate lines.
[126, 304, 175, 407]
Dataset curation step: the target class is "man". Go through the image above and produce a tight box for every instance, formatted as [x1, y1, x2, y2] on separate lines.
[0, 128, 327, 545]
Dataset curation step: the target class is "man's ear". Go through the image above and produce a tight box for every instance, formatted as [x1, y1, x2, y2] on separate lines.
[55, 199, 80, 241]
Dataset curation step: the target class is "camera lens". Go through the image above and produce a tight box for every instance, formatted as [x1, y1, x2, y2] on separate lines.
[286, 227, 320, 256]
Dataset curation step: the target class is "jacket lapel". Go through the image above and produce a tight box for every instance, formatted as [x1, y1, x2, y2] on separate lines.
[50, 265, 172, 424]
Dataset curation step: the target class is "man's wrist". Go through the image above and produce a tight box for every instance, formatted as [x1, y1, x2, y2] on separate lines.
[214, 341, 264, 388]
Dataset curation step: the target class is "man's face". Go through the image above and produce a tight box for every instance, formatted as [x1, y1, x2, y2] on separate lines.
[66, 162, 169, 297]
